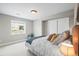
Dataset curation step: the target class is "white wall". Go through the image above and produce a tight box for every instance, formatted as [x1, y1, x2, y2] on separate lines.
[0, 14, 33, 45]
[33, 20, 42, 37]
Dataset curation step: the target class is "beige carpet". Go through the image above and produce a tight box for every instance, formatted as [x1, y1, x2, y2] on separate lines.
[0, 42, 34, 56]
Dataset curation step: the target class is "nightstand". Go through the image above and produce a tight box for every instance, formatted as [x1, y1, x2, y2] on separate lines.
[59, 43, 76, 56]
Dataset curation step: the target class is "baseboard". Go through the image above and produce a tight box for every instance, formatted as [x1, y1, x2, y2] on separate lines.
[0, 39, 26, 47]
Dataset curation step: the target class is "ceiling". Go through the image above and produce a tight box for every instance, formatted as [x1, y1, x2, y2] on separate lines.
[0, 3, 75, 20]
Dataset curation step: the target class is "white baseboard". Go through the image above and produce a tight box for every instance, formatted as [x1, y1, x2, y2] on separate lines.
[0, 39, 26, 47]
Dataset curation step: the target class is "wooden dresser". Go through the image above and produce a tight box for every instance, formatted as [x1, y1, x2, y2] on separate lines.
[72, 25, 79, 56]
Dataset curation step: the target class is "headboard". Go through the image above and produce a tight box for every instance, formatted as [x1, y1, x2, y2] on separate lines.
[72, 25, 79, 56]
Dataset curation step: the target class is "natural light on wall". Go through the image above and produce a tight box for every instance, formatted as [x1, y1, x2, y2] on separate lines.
[11, 20, 26, 35]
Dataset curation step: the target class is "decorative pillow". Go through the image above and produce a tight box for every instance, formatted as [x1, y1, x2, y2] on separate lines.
[50, 34, 58, 42]
[52, 34, 64, 45]
[26, 35, 46, 44]
[52, 31, 70, 45]
[63, 31, 70, 40]
[47, 33, 56, 41]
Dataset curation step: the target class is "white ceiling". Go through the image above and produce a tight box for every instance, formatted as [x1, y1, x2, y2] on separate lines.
[0, 3, 75, 20]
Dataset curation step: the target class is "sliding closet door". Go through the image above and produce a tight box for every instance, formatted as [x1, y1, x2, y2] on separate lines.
[47, 20, 57, 35]
[58, 18, 69, 34]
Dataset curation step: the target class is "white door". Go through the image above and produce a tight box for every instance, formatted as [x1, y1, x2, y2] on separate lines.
[47, 20, 57, 35]
[58, 18, 69, 34]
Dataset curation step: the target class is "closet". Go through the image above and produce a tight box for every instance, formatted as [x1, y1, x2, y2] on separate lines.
[47, 17, 69, 35]
[58, 17, 69, 34]
[47, 20, 57, 34]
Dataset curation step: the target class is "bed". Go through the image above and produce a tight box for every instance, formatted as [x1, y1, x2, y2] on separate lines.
[25, 36, 63, 56]
[25, 25, 79, 56]
[25, 33, 71, 55]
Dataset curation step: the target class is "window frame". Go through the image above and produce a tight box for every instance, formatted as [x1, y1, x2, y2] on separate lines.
[11, 20, 26, 35]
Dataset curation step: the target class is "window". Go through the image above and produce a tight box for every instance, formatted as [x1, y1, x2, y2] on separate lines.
[11, 20, 26, 35]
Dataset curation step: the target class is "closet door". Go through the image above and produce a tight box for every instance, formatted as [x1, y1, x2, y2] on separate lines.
[47, 20, 57, 35]
[58, 17, 69, 34]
